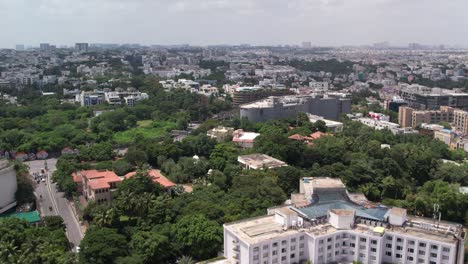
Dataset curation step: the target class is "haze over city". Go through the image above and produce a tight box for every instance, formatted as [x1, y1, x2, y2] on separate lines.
[1, 0, 468, 48]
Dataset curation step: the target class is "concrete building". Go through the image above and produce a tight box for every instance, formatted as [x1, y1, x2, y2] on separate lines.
[232, 87, 294, 106]
[232, 129, 260, 148]
[207, 126, 235, 142]
[75, 43, 89, 52]
[240, 94, 351, 123]
[398, 85, 468, 110]
[399, 106, 454, 128]
[76, 91, 105, 106]
[0, 160, 17, 214]
[453, 109, 468, 136]
[238, 154, 287, 170]
[223, 177, 465, 264]
[307, 114, 343, 132]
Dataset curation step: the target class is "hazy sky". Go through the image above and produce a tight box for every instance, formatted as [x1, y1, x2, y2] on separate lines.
[1, 0, 467, 48]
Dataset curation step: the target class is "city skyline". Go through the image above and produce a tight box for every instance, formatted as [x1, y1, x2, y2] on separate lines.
[1, 0, 467, 48]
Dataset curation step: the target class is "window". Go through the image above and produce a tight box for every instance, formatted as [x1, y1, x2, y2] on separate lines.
[272, 250, 277, 256]
[299, 236, 304, 241]
[442, 255, 449, 260]
[396, 246, 402, 251]
[371, 247, 376, 252]
[281, 240, 287, 245]
[359, 253, 365, 258]
[420, 242, 426, 247]
[335, 243, 340, 248]
[387, 236, 393, 241]
[443, 247, 450, 253]
[396, 253, 402, 259]
[350, 251, 355, 255]
[290, 246, 295, 250]
[299, 243, 304, 249]
[290, 253, 295, 258]
[254, 247, 259, 252]
[281, 256, 286, 261]
[386, 244, 392, 249]
[359, 245, 366, 250]
[327, 238, 332, 242]
[371, 240, 377, 245]
[263, 245, 268, 250]
[371, 256, 376, 260]
[335, 250, 339, 255]
[291, 238, 296, 243]
[397, 238, 402, 243]
[319, 240, 324, 245]
[408, 248, 414, 253]
[407, 256, 414, 261]
[360, 238, 367, 242]
[281, 248, 286, 253]
[419, 250, 425, 255]
[318, 248, 323, 253]
[327, 245, 331, 250]
[431, 245, 438, 250]
[430, 262, 436, 264]
[351, 235, 356, 240]
[299, 252, 304, 256]
[253, 256, 259, 260]
[273, 242, 278, 247]
[263, 253, 268, 258]
[408, 240, 415, 245]
[350, 243, 356, 247]
[386, 252, 392, 257]
[431, 253, 437, 258]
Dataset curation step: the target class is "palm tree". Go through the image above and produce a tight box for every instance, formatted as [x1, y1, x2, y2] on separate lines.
[94, 208, 116, 227]
[177, 255, 195, 264]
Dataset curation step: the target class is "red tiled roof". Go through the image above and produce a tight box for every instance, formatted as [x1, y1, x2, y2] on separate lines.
[309, 131, 330, 140]
[125, 169, 176, 189]
[72, 172, 82, 183]
[79, 170, 121, 190]
[88, 179, 110, 190]
[288, 134, 305, 141]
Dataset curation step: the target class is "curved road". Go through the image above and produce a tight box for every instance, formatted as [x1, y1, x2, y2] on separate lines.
[26, 159, 83, 248]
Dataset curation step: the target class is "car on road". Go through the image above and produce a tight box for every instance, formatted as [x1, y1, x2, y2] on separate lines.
[41, 178, 46, 182]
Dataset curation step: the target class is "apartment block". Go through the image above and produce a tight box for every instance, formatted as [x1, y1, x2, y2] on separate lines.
[399, 106, 454, 128]
[453, 109, 468, 136]
[223, 178, 465, 264]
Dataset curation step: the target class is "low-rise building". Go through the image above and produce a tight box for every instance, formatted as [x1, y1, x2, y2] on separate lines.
[78, 170, 121, 204]
[232, 129, 260, 148]
[207, 126, 235, 142]
[307, 114, 344, 132]
[238, 154, 287, 170]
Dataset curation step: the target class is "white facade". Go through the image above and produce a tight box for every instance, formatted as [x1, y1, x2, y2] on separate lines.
[0, 160, 17, 214]
[223, 178, 465, 264]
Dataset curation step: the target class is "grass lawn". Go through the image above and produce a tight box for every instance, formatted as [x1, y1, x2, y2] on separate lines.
[114, 120, 177, 144]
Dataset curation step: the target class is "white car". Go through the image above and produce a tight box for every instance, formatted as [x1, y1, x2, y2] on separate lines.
[41, 178, 46, 182]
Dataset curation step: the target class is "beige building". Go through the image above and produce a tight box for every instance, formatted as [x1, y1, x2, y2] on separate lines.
[207, 126, 234, 142]
[453, 109, 468, 136]
[399, 106, 454, 128]
[78, 170, 121, 204]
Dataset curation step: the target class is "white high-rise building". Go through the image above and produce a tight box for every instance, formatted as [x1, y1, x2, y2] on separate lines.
[222, 178, 465, 264]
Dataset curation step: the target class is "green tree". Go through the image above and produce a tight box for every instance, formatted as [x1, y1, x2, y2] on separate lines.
[172, 214, 222, 260]
[79, 227, 127, 264]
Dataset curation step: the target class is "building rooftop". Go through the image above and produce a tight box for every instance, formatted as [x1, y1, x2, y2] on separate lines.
[124, 169, 176, 189]
[238, 154, 287, 169]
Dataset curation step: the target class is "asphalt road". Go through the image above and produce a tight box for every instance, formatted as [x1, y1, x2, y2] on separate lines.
[26, 158, 83, 248]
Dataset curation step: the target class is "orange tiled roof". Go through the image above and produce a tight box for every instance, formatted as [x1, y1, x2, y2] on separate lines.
[309, 131, 330, 140]
[79, 170, 121, 190]
[72, 172, 82, 183]
[88, 179, 110, 190]
[288, 134, 305, 141]
[125, 169, 176, 189]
